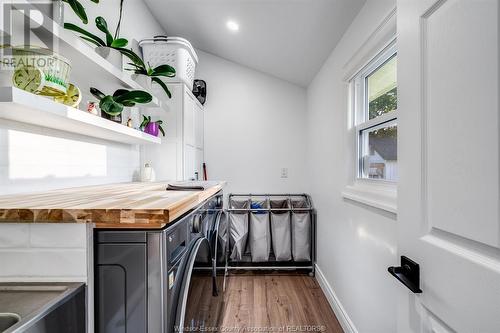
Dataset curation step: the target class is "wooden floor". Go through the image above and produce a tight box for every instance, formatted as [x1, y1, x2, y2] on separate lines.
[192, 273, 344, 332]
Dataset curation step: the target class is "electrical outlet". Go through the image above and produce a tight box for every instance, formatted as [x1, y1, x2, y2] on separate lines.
[281, 168, 288, 178]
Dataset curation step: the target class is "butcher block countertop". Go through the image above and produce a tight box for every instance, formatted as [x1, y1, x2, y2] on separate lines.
[0, 181, 225, 229]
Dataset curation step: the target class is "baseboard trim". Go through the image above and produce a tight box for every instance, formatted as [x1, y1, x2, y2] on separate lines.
[315, 264, 358, 333]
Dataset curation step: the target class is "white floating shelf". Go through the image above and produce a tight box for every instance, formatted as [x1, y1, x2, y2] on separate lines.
[8, 0, 168, 108]
[0, 87, 161, 145]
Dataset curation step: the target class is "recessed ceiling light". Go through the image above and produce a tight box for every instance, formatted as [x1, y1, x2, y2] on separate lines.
[226, 20, 240, 32]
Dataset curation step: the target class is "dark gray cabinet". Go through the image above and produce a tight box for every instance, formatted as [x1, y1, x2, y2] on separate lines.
[96, 239, 147, 333]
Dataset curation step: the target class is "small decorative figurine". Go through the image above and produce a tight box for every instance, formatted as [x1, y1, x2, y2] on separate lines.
[87, 101, 98, 115]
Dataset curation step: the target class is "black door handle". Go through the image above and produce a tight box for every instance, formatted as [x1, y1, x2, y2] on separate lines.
[388, 256, 422, 293]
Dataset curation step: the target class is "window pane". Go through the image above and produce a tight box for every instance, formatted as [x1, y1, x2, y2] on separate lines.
[367, 55, 397, 120]
[360, 124, 397, 181]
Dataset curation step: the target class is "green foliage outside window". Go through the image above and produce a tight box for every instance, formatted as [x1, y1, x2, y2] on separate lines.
[368, 87, 397, 138]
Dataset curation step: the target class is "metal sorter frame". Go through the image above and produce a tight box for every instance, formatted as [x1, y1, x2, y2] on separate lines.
[224, 193, 316, 276]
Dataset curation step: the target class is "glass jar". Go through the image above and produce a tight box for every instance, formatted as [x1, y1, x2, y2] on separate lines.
[52, 0, 65, 26]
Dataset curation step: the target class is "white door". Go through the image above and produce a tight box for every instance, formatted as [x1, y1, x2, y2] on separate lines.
[397, 0, 500, 332]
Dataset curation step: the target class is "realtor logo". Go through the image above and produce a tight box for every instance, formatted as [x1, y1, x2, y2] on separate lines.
[1, 1, 59, 71]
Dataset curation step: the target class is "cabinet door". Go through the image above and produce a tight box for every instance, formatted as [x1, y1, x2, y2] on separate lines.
[183, 93, 195, 147]
[195, 148, 204, 181]
[194, 105, 204, 150]
[96, 243, 147, 333]
[184, 144, 196, 181]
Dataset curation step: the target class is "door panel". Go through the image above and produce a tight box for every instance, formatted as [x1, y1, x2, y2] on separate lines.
[423, 0, 499, 247]
[397, 0, 500, 332]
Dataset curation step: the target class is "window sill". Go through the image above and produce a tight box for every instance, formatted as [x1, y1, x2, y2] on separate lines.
[341, 181, 397, 214]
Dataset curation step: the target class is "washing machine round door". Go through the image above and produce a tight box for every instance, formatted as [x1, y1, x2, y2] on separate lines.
[171, 236, 223, 333]
[210, 211, 227, 296]
[210, 211, 227, 264]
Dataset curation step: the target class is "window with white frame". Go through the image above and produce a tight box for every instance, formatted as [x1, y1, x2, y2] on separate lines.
[352, 42, 397, 182]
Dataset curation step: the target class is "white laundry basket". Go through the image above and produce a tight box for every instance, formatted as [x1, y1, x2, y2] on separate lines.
[139, 36, 199, 90]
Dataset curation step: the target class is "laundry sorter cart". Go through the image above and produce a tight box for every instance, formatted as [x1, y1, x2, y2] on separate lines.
[222, 193, 316, 276]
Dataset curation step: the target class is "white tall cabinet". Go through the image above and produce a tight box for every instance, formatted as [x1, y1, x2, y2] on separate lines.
[141, 83, 204, 181]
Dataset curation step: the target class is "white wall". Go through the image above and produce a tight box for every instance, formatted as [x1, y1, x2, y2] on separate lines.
[306, 0, 398, 332]
[195, 50, 308, 195]
[0, 0, 165, 195]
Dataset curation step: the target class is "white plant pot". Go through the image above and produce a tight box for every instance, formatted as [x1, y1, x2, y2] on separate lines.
[132, 74, 152, 90]
[95, 47, 123, 70]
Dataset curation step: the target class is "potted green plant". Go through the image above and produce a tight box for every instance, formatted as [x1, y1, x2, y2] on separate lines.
[64, 0, 127, 68]
[140, 115, 165, 137]
[90, 87, 152, 123]
[127, 60, 176, 98]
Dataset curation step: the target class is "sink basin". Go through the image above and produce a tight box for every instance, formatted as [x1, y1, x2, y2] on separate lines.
[0, 283, 85, 333]
[0, 313, 20, 332]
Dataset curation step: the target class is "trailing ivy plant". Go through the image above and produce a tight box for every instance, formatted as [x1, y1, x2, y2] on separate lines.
[62, 0, 99, 24]
[127, 60, 176, 98]
[90, 87, 153, 116]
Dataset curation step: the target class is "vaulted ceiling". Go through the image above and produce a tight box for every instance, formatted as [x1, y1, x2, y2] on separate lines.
[144, 0, 366, 87]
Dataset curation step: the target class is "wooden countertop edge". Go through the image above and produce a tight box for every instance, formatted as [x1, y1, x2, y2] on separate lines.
[0, 183, 224, 229]
[94, 185, 223, 229]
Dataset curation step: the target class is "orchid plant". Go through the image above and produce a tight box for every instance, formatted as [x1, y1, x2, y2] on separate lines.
[62, 0, 99, 24]
[90, 87, 152, 116]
